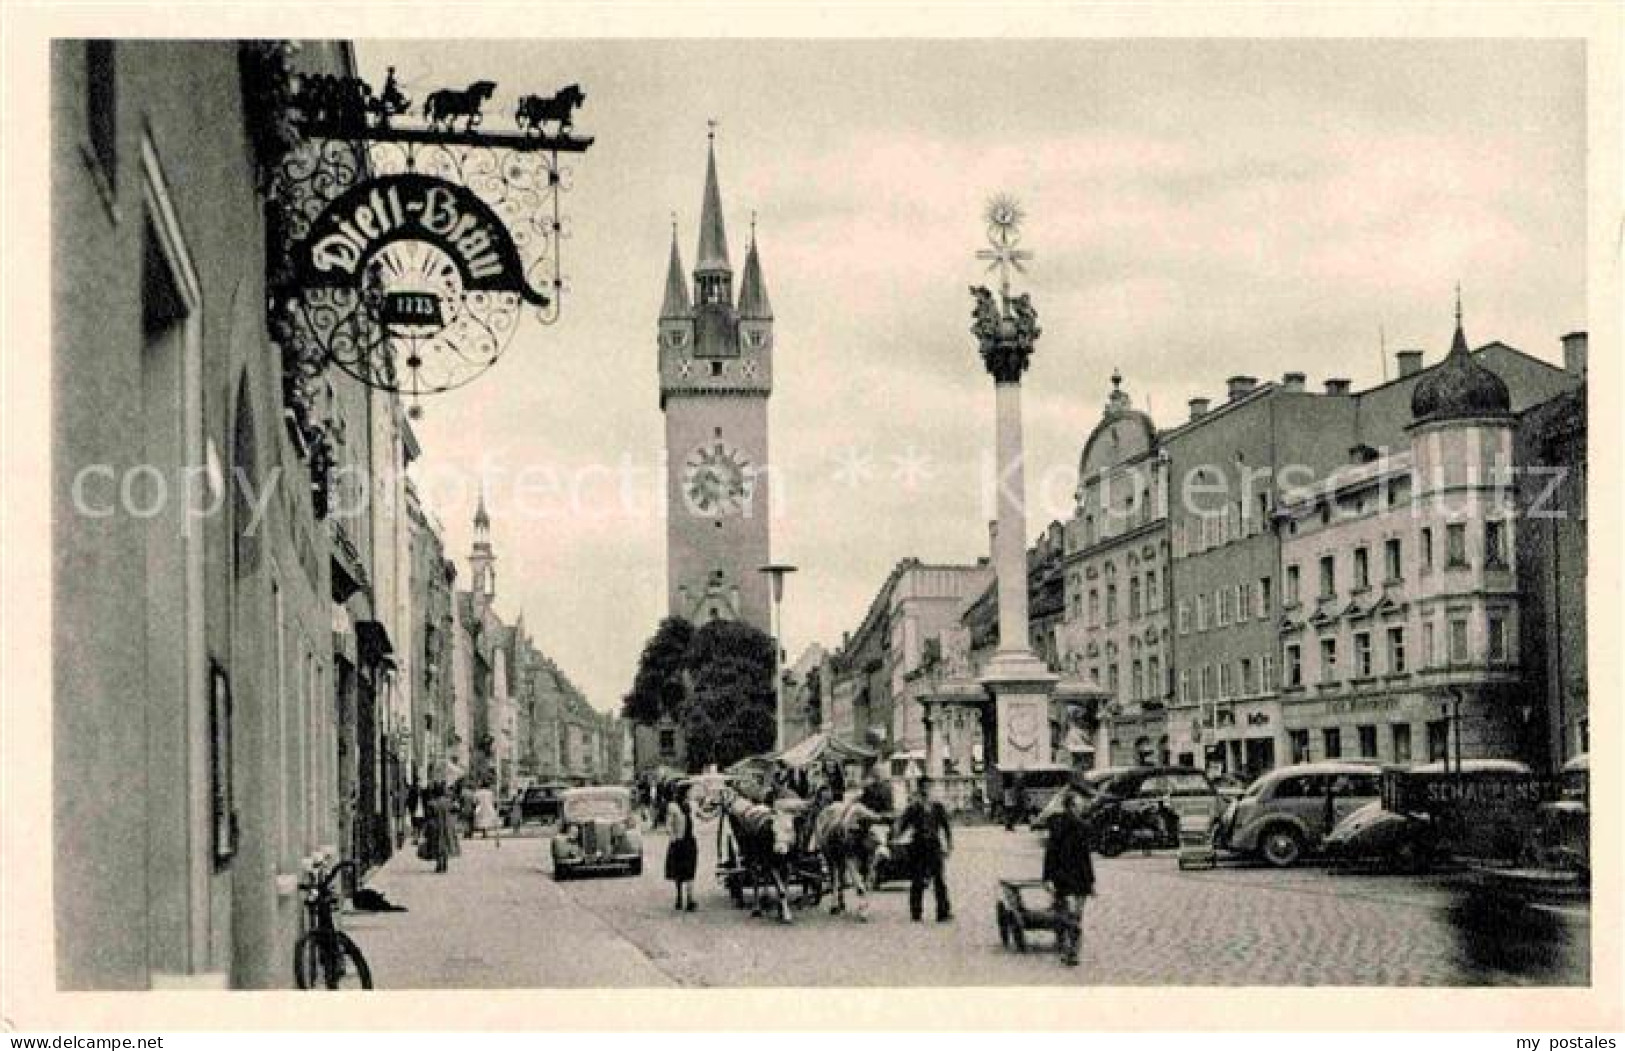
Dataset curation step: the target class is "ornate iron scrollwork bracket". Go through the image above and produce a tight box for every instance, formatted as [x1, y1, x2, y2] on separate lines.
[263, 66, 593, 421]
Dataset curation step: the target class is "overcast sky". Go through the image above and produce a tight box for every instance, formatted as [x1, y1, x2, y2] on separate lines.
[355, 39, 1584, 712]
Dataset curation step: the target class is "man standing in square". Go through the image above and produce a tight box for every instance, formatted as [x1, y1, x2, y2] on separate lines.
[895, 778, 953, 923]
[1043, 784, 1096, 966]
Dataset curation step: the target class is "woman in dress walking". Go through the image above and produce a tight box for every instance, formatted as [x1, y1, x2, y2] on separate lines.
[472, 780, 502, 846]
[422, 782, 459, 873]
[664, 781, 698, 911]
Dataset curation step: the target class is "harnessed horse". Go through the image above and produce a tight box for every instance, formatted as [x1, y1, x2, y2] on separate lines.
[721, 788, 799, 923]
[423, 81, 496, 133]
[814, 798, 885, 920]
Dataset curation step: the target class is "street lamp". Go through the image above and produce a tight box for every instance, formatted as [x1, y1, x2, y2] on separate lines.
[759, 563, 798, 751]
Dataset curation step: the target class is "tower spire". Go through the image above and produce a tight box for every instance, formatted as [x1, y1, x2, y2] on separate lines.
[738, 216, 773, 320]
[661, 215, 691, 318]
[695, 126, 731, 274]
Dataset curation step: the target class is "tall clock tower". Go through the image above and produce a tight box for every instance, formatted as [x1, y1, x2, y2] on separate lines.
[658, 132, 774, 631]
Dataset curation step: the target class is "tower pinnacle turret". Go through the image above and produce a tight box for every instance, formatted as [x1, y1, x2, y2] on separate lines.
[661, 217, 691, 319]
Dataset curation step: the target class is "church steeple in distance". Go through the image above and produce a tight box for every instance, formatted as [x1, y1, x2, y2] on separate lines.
[470, 485, 496, 605]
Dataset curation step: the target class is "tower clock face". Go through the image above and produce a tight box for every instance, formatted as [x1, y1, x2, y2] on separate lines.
[683, 440, 755, 515]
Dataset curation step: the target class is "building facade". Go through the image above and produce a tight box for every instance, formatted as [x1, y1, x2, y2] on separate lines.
[1515, 354, 1588, 770]
[1162, 326, 1579, 777]
[1060, 373, 1174, 768]
[50, 39, 409, 989]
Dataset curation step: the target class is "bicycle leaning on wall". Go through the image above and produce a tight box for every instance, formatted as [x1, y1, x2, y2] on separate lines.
[294, 855, 373, 990]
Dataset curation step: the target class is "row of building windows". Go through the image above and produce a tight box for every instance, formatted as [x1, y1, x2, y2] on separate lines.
[1278, 610, 1513, 688]
[1084, 654, 1167, 704]
[1286, 721, 1449, 765]
[1079, 486, 1156, 547]
[1171, 496, 1271, 559]
[1070, 568, 1162, 626]
[1176, 576, 1273, 635]
[1177, 653, 1277, 704]
[1283, 524, 1508, 606]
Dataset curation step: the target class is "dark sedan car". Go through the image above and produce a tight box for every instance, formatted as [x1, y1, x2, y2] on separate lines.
[512, 782, 569, 826]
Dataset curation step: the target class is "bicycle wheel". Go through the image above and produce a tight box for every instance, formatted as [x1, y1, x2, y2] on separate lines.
[294, 931, 374, 990]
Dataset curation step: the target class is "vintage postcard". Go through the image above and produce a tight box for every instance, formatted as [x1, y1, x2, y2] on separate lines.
[2, 0, 1620, 1033]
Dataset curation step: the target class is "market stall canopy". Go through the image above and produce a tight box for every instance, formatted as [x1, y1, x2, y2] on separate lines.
[775, 731, 877, 769]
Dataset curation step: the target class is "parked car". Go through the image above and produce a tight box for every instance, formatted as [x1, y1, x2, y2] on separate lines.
[1079, 766, 1222, 856]
[1323, 759, 1535, 872]
[512, 782, 569, 826]
[1213, 761, 1384, 868]
[551, 786, 643, 880]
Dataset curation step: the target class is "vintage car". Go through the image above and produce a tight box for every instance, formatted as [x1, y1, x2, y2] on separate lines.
[1323, 759, 1537, 872]
[1083, 766, 1223, 855]
[551, 786, 643, 880]
[512, 782, 569, 826]
[1213, 761, 1384, 868]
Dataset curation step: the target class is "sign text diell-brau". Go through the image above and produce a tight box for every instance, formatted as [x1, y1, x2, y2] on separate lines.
[306, 176, 510, 282]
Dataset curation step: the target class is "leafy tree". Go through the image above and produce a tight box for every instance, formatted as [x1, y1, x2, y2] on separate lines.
[622, 617, 777, 769]
[621, 616, 694, 724]
[680, 620, 777, 769]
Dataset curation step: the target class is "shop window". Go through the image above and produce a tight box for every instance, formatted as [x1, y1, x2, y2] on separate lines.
[1357, 725, 1378, 759]
[1323, 728, 1342, 759]
[1391, 723, 1412, 764]
[1427, 720, 1449, 762]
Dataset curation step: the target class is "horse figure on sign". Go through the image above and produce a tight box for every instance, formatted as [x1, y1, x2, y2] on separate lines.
[424, 80, 497, 133]
[516, 85, 587, 136]
[721, 786, 799, 923]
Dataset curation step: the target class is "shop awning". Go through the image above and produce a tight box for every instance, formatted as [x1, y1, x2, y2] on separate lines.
[775, 731, 877, 769]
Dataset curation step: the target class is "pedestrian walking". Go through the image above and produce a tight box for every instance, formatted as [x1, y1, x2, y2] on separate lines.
[458, 781, 476, 839]
[473, 781, 502, 846]
[406, 781, 423, 843]
[1042, 785, 1096, 967]
[664, 781, 699, 912]
[420, 783, 459, 874]
[894, 778, 953, 922]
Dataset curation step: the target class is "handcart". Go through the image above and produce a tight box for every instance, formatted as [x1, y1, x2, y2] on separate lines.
[994, 879, 1063, 953]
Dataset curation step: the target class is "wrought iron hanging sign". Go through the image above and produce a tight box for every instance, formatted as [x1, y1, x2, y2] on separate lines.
[266, 64, 592, 416]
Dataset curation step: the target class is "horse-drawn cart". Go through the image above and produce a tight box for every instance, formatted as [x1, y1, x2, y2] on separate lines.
[994, 879, 1066, 953]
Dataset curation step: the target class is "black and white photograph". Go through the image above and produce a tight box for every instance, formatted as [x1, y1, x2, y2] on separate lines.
[3, 1, 1620, 1035]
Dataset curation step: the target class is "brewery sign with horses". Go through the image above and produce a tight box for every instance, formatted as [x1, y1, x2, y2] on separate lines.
[259, 57, 595, 418]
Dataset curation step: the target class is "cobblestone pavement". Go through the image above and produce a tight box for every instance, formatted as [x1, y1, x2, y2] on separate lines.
[351, 823, 1589, 988]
